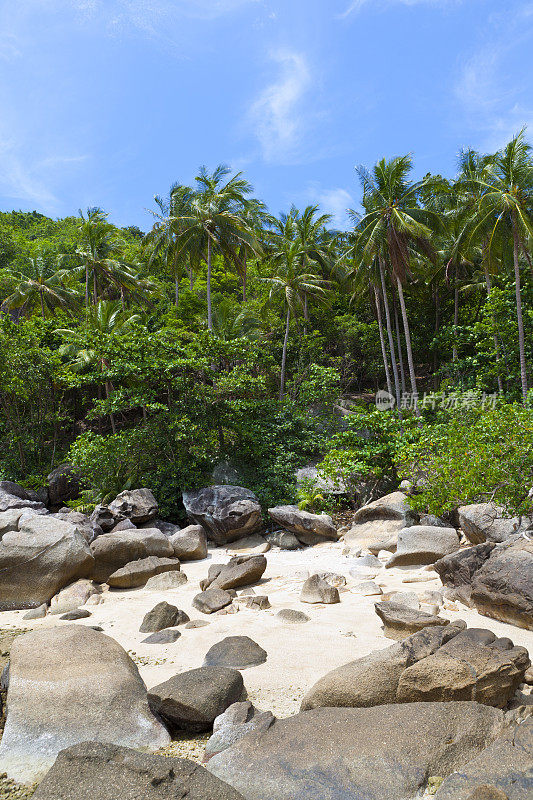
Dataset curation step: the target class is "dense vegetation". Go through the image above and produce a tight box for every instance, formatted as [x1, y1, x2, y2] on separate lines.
[3, 133, 533, 520]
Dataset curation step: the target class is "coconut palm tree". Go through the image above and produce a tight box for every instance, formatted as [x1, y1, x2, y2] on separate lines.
[356, 156, 442, 412]
[261, 239, 329, 400]
[457, 133, 533, 401]
[1, 252, 80, 317]
[172, 165, 260, 329]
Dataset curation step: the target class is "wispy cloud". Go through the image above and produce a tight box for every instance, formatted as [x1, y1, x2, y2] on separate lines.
[249, 49, 312, 164]
[339, 0, 460, 18]
[454, 2, 533, 149]
[290, 183, 354, 228]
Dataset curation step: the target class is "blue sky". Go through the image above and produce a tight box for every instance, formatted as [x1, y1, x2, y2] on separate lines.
[0, 0, 532, 230]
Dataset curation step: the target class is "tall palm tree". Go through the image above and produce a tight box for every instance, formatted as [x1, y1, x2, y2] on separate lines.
[236, 198, 268, 302]
[172, 165, 260, 329]
[262, 239, 329, 400]
[356, 156, 442, 412]
[1, 252, 80, 317]
[459, 132, 533, 402]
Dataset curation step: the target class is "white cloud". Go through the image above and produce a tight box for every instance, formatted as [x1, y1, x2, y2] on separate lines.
[454, 3, 533, 149]
[339, 0, 460, 18]
[290, 183, 354, 228]
[249, 50, 311, 163]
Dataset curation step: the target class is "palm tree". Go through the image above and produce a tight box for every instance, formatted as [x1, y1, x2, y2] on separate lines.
[1, 252, 80, 317]
[172, 165, 260, 329]
[57, 301, 141, 434]
[145, 183, 201, 307]
[262, 239, 329, 400]
[236, 198, 268, 302]
[356, 156, 442, 412]
[458, 132, 533, 402]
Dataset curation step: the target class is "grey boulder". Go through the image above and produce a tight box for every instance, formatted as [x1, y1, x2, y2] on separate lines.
[47, 464, 80, 508]
[471, 536, 533, 631]
[386, 525, 460, 567]
[0, 515, 94, 611]
[142, 629, 182, 644]
[145, 570, 188, 590]
[90, 528, 173, 582]
[107, 556, 181, 588]
[170, 524, 208, 560]
[139, 602, 188, 633]
[200, 555, 267, 591]
[148, 666, 245, 732]
[267, 505, 337, 545]
[203, 636, 267, 669]
[108, 488, 159, 525]
[207, 702, 509, 800]
[31, 741, 245, 800]
[49, 578, 101, 615]
[352, 491, 415, 524]
[193, 588, 234, 614]
[458, 503, 523, 544]
[0, 626, 170, 784]
[300, 574, 340, 604]
[183, 486, 262, 545]
[375, 600, 450, 640]
[205, 701, 275, 760]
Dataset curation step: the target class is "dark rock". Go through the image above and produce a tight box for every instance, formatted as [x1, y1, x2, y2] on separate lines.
[148, 666, 245, 732]
[207, 703, 508, 800]
[435, 543, 496, 605]
[31, 741, 245, 800]
[265, 531, 302, 550]
[375, 600, 450, 640]
[300, 574, 340, 604]
[458, 503, 522, 544]
[47, 464, 80, 508]
[109, 518, 137, 533]
[145, 570, 188, 590]
[471, 536, 533, 630]
[193, 588, 233, 614]
[142, 518, 179, 536]
[139, 602, 188, 633]
[107, 556, 181, 589]
[60, 608, 91, 620]
[183, 486, 262, 545]
[201, 555, 267, 592]
[142, 629, 181, 644]
[108, 488, 158, 525]
[267, 505, 337, 545]
[203, 636, 267, 669]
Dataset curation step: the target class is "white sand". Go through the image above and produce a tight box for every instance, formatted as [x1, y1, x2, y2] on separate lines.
[1, 539, 532, 718]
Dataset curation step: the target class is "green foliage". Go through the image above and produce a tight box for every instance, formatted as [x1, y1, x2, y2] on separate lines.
[296, 478, 325, 512]
[398, 397, 533, 516]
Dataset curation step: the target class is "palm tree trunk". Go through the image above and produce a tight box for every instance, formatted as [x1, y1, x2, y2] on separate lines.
[396, 277, 419, 415]
[512, 215, 528, 403]
[482, 262, 504, 394]
[378, 257, 401, 406]
[207, 237, 213, 331]
[279, 306, 291, 402]
[373, 285, 393, 398]
[242, 253, 247, 302]
[393, 293, 406, 393]
[452, 265, 459, 363]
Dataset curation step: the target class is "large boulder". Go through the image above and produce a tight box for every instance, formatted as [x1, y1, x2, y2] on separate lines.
[107, 556, 181, 588]
[200, 555, 267, 591]
[435, 716, 533, 800]
[205, 701, 276, 760]
[183, 486, 262, 545]
[300, 574, 340, 604]
[301, 623, 529, 713]
[49, 578, 101, 614]
[207, 703, 509, 800]
[90, 528, 173, 582]
[470, 536, 533, 630]
[47, 464, 80, 508]
[267, 505, 337, 545]
[203, 637, 267, 669]
[375, 600, 449, 639]
[0, 515, 94, 611]
[435, 544, 496, 605]
[139, 602, 188, 633]
[170, 524, 208, 560]
[31, 741, 245, 800]
[301, 622, 465, 710]
[386, 525, 460, 567]
[147, 666, 245, 732]
[0, 487, 46, 514]
[107, 488, 158, 526]
[352, 491, 416, 524]
[51, 509, 102, 544]
[458, 503, 523, 544]
[0, 626, 170, 784]
[193, 588, 234, 614]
